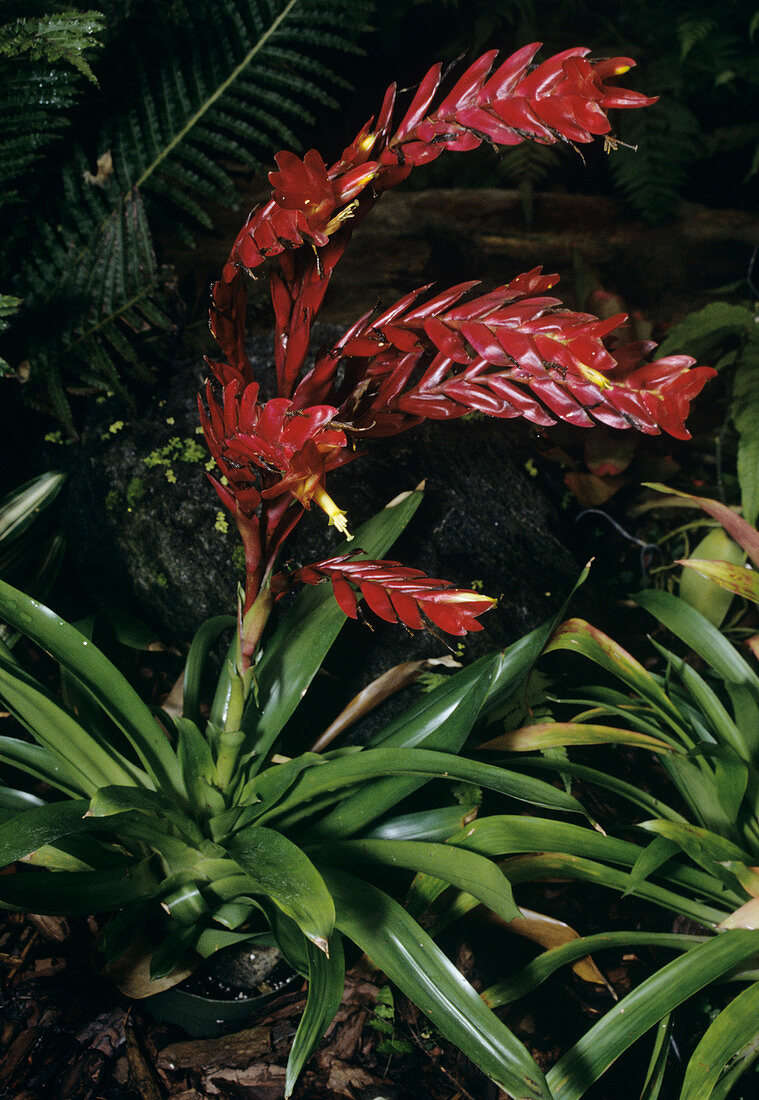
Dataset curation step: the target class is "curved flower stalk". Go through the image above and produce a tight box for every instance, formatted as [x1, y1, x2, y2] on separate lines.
[199, 42, 712, 672]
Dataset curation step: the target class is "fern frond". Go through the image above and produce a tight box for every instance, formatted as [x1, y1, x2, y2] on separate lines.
[0, 11, 105, 82]
[0, 295, 22, 375]
[108, 0, 371, 228]
[498, 141, 560, 224]
[610, 100, 700, 224]
[677, 17, 717, 62]
[22, 180, 172, 429]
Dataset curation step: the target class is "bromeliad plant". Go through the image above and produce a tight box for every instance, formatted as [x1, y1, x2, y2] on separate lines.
[0, 43, 715, 1099]
[472, 492, 759, 1096]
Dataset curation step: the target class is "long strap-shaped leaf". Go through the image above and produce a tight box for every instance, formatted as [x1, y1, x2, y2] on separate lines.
[0, 799, 89, 867]
[0, 578, 184, 797]
[546, 930, 759, 1100]
[311, 627, 554, 839]
[0, 658, 140, 792]
[228, 824, 334, 954]
[183, 615, 235, 726]
[323, 867, 552, 1100]
[286, 932, 345, 1097]
[312, 656, 498, 837]
[482, 931, 705, 1008]
[406, 815, 738, 918]
[256, 747, 586, 836]
[444, 816, 739, 907]
[635, 590, 759, 692]
[503, 853, 730, 927]
[0, 736, 91, 798]
[319, 838, 521, 923]
[0, 859, 157, 914]
[680, 979, 759, 1100]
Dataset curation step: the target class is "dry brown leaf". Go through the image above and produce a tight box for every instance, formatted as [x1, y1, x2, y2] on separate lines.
[102, 930, 193, 998]
[311, 655, 460, 751]
[83, 150, 114, 187]
[487, 907, 610, 988]
[719, 898, 759, 930]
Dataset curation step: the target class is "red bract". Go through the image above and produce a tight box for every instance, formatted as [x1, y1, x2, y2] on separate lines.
[199, 380, 353, 533]
[294, 272, 716, 440]
[292, 556, 497, 636]
[219, 44, 654, 281]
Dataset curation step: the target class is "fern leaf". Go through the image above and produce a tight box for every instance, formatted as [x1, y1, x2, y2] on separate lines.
[0, 12, 105, 83]
[610, 99, 700, 224]
[0, 295, 22, 375]
[677, 17, 717, 62]
[109, 0, 369, 227]
[22, 185, 171, 427]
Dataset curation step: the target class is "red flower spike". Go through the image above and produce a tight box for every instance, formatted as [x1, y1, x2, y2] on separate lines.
[210, 43, 656, 374]
[291, 556, 497, 636]
[305, 275, 714, 440]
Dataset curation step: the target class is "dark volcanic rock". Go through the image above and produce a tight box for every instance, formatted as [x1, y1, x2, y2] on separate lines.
[63, 327, 592, 725]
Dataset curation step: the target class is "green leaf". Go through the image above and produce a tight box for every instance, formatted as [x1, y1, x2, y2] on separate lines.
[365, 805, 475, 842]
[286, 932, 345, 1096]
[734, 330, 759, 527]
[323, 868, 552, 1100]
[639, 1014, 672, 1100]
[229, 824, 334, 952]
[635, 589, 759, 694]
[438, 815, 737, 910]
[149, 924, 199, 981]
[510, 756, 687, 824]
[651, 638, 750, 766]
[0, 578, 185, 797]
[0, 736, 84, 797]
[0, 799, 89, 866]
[483, 931, 703, 1008]
[312, 624, 554, 839]
[242, 488, 423, 759]
[625, 837, 679, 897]
[174, 717, 217, 812]
[546, 618, 686, 732]
[0, 859, 157, 914]
[0, 473, 65, 546]
[183, 616, 235, 726]
[503, 853, 730, 927]
[481, 721, 675, 754]
[638, 819, 755, 886]
[656, 302, 754, 360]
[322, 838, 521, 923]
[547, 931, 759, 1100]
[679, 529, 746, 626]
[88, 786, 203, 846]
[262, 747, 586, 840]
[0, 655, 139, 792]
[0, 787, 44, 812]
[681, 979, 759, 1099]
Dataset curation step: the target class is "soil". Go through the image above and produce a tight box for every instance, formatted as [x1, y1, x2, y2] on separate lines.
[0, 894, 690, 1100]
